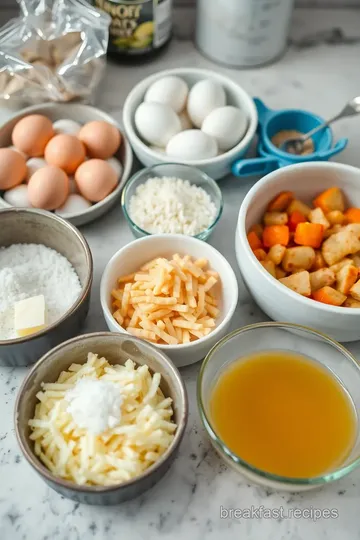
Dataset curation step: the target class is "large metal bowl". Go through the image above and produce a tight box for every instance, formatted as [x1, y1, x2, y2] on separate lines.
[0, 208, 93, 366]
[0, 103, 133, 226]
[15, 332, 188, 505]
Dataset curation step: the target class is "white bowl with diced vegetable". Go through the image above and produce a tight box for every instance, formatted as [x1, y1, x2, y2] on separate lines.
[236, 162, 360, 343]
[100, 234, 238, 367]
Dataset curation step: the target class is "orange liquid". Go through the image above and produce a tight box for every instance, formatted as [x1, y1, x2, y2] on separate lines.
[210, 351, 357, 478]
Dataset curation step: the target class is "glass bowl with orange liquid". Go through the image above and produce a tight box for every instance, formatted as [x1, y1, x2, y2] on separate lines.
[197, 322, 360, 491]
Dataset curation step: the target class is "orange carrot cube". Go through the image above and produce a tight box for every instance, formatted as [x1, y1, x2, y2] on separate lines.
[288, 211, 307, 232]
[344, 208, 360, 224]
[313, 187, 345, 213]
[263, 225, 289, 248]
[312, 286, 346, 306]
[267, 191, 294, 212]
[247, 231, 263, 251]
[294, 222, 324, 249]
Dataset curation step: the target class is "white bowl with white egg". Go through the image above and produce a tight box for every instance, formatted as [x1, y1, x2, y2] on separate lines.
[0, 103, 133, 226]
[100, 234, 239, 367]
[122, 68, 258, 180]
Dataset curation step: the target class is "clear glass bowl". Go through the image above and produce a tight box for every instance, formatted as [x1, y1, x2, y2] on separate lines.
[197, 322, 360, 491]
[121, 163, 223, 241]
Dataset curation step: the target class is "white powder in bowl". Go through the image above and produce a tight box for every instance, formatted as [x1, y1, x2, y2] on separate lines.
[128, 176, 218, 236]
[0, 243, 82, 340]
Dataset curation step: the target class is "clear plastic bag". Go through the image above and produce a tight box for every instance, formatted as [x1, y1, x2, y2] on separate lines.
[0, 0, 110, 104]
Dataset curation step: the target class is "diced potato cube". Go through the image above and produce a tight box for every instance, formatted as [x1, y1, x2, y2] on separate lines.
[322, 230, 360, 266]
[349, 279, 360, 301]
[336, 265, 359, 295]
[344, 297, 360, 308]
[279, 271, 311, 297]
[263, 212, 288, 226]
[309, 268, 336, 292]
[344, 223, 360, 239]
[253, 248, 267, 261]
[275, 267, 287, 279]
[312, 250, 326, 270]
[267, 244, 286, 265]
[282, 246, 316, 272]
[260, 259, 276, 278]
[309, 207, 330, 230]
[326, 210, 345, 226]
[313, 187, 345, 213]
[287, 199, 312, 218]
[312, 286, 347, 306]
[329, 258, 354, 274]
[324, 225, 343, 239]
[351, 253, 360, 268]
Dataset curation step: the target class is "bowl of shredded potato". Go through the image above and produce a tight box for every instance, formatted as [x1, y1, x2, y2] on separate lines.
[15, 332, 188, 505]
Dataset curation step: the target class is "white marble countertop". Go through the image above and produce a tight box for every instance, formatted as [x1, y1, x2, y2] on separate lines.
[2, 7, 360, 540]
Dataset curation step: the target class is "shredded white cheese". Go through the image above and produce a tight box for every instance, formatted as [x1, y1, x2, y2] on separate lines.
[128, 176, 218, 235]
[28, 352, 176, 486]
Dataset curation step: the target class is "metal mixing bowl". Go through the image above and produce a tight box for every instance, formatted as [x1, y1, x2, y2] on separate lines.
[0, 208, 92, 366]
[15, 332, 188, 505]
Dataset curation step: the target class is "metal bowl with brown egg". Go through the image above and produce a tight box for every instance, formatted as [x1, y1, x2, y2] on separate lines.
[0, 208, 92, 366]
[0, 103, 133, 226]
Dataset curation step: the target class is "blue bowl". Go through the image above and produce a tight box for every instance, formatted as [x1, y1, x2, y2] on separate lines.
[232, 98, 348, 177]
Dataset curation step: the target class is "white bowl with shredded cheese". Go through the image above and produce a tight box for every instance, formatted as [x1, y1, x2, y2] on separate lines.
[100, 234, 239, 367]
[15, 332, 187, 505]
[122, 163, 223, 240]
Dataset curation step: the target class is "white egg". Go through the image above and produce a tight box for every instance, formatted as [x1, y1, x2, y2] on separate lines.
[144, 76, 188, 113]
[3, 184, 31, 207]
[107, 157, 123, 180]
[149, 145, 166, 154]
[55, 194, 92, 216]
[166, 129, 218, 161]
[53, 119, 82, 135]
[69, 176, 78, 194]
[202, 106, 248, 151]
[9, 145, 28, 160]
[26, 157, 47, 182]
[135, 102, 182, 147]
[187, 79, 226, 128]
[178, 110, 192, 130]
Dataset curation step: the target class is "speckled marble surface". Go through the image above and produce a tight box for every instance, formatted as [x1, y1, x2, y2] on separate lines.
[2, 7, 360, 540]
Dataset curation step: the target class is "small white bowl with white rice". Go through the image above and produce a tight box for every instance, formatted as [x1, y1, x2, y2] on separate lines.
[121, 163, 223, 241]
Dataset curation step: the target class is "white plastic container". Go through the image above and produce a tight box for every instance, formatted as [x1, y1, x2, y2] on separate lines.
[196, 0, 295, 68]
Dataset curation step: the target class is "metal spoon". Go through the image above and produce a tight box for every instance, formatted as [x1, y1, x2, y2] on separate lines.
[281, 96, 360, 155]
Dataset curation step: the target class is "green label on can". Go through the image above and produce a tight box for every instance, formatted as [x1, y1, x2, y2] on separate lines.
[94, 0, 172, 55]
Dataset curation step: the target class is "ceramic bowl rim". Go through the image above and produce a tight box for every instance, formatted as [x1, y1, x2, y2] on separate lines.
[238, 161, 360, 316]
[197, 321, 360, 485]
[14, 331, 188, 494]
[0, 207, 93, 347]
[122, 67, 258, 166]
[0, 102, 133, 220]
[100, 233, 239, 351]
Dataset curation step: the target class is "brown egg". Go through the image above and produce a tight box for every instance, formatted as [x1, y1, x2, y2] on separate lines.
[78, 121, 121, 159]
[75, 159, 118, 202]
[45, 134, 85, 174]
[28, 166, 69, 210]
[12, 114, 54, 157]
[0, 148, 27, 189]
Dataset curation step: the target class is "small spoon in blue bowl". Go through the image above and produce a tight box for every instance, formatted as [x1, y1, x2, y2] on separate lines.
[281, 96, 360, 155]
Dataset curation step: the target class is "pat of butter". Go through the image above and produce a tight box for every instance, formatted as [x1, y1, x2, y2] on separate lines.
[14, 295, 46, 337]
